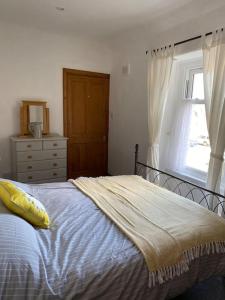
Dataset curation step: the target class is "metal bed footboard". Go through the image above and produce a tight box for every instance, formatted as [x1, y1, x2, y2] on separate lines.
[134, 144, 225, 215]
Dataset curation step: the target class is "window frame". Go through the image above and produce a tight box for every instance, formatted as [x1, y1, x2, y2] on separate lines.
[184, 67, 204, 102]
[182, 66, 209, 181]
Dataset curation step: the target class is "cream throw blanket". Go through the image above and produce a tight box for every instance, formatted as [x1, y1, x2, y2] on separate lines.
[71, 175, 225, 286]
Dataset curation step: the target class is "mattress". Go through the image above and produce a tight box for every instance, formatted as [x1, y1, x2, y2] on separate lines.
[0, 181, 225, 300]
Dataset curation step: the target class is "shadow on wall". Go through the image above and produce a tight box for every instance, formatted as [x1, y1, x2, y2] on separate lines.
[0, 137, 12, 179]
[0, 100, 21, 179]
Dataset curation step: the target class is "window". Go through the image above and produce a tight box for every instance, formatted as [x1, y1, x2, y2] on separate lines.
[164, 54, 212, 183]
[183, 67, 210, 178]
[185, 68, 204, 100]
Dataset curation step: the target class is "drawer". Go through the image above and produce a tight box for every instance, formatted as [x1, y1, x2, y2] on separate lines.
[17, 150, 43, 162]
[16, 141, 42, 152]
[43, 149, 67, 160]
[43, 139, 67, 150]
[17, 149, 67, 162]
[17, 168, 67, 183]
[17, 159, 67, 172]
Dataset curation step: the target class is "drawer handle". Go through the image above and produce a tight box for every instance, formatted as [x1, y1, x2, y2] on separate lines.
[53, 143, 58, 147]
[53, 173, 57, 176]
[28, 176, 33, 180]
[27, 166, 33, 170]
[27, 144, 32, 148]
[27, 155, 32, 159]
[53, 153, 58, 157]
[53, 163, 58, 167]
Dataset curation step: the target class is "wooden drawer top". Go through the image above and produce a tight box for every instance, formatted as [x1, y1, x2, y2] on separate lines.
[11, 134, 68, 142]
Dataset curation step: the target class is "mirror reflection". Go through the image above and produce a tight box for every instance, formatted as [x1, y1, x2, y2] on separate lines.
[29, 105, 44, 130]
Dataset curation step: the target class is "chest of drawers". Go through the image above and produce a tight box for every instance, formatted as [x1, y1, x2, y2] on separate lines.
[11, 135, 68, 183]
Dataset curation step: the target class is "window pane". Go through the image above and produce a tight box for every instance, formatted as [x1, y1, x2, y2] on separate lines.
[192, 72, 204, 99]
[185, 104, 210, 172]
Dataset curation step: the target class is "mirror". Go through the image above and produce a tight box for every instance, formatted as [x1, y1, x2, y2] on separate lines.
[29, 105, 44, 130]
[20, 100, 49, 136]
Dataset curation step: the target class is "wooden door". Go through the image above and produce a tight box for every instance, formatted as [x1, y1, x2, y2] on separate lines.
[63, 69, 109, 178]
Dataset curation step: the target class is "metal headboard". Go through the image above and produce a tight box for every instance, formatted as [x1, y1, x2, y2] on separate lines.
[134, 144, 225, 215]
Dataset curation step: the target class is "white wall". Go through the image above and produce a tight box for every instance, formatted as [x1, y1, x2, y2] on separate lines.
[0, 21, 112, 178]
[108, 6, 225, 175]
[108, 40, 149, 175]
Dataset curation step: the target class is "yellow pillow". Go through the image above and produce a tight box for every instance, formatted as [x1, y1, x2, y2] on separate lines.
[0, 181, 50, 228]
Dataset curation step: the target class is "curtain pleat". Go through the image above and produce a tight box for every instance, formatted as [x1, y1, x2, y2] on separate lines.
[202, 30, 225, 215]
[147, 46, 174, 168]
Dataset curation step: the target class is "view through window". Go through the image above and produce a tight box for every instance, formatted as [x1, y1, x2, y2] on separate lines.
[184, 69, 210, 174]
[186, 104, 210, 172]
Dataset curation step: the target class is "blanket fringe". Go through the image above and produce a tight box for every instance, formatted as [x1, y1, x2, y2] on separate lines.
[148, 241, 225, 288]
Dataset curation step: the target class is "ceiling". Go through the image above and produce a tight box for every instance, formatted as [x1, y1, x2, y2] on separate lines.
[0, 0, 225, 38]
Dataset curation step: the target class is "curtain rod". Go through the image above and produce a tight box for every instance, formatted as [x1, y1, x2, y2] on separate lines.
[145, 28, 224, 55]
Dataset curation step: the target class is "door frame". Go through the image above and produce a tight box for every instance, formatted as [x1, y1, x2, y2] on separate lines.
[63, 68, 110, 177]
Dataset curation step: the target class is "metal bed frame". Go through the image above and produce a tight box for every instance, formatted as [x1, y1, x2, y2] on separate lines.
[134, 144, 225, 215]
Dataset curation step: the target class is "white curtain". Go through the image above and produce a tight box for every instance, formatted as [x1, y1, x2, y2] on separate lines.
[167, 101, 192, 173]
[147, 46, 174, 168]
[202, 30, 225, 213]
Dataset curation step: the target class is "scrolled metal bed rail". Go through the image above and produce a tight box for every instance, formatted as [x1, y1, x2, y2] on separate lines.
[134, 144, 225, 215]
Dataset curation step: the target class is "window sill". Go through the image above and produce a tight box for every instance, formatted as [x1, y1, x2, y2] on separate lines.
[164, 169, 225, 196]
[165, 168, 206, 188]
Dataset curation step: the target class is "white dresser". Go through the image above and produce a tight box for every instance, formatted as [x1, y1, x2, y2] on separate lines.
[11, 135, 68, 183]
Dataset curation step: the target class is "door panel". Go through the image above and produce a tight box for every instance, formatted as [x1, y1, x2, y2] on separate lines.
[86, 78, 107, 135]
[69, 77, 87, 136]
[68, 142, 107, 178]
[64, 69, 109, 178]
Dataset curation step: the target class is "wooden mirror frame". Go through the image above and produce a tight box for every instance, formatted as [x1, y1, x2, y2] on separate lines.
[20, 100, 49, 136]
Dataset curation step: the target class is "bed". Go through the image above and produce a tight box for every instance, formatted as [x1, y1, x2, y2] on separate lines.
[0, 145, 225, 300]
